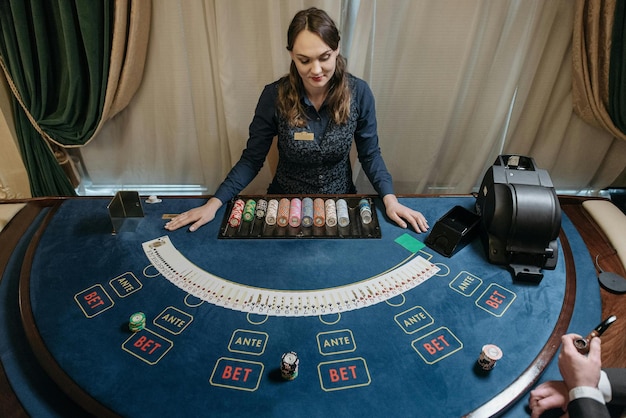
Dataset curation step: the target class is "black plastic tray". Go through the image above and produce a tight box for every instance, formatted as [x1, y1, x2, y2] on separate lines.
[218, 196, 381, 239]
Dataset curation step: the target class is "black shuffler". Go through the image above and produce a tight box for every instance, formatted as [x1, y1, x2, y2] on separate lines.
[475, 155, 561, 283]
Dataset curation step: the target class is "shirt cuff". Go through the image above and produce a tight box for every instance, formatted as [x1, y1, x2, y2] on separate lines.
[598, 370, 612, 403]
[569, 386, 606, 405]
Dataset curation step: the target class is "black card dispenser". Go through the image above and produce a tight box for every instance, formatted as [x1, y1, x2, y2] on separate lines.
[425, 206, 481, 257]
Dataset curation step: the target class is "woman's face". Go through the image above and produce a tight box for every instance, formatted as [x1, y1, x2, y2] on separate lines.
[290, 29, 339, 94]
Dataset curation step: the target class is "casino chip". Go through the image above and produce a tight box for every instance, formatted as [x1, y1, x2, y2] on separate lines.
[129, 312, 146, 332]
[280, 351, 299, 380]
[336, 199, 350, 227]
[477, 344, 502, 370]
[359, 198, 372, 224]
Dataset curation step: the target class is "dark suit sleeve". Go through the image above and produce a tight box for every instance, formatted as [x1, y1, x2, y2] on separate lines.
[605, 368, 626, 405]
[568, 397, 611, 418]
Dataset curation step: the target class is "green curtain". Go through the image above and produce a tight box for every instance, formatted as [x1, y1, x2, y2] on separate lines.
[0, 0, 112, 196]
[609, 0, 626, 133]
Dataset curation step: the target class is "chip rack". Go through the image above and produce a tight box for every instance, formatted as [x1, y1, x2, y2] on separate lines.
[218, 196, 382, 239]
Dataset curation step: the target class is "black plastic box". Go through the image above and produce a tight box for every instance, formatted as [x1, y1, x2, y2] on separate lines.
[425, 206, 480, 257]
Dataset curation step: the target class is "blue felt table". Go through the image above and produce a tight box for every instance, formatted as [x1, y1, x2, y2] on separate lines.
[2, 196, 601, 417]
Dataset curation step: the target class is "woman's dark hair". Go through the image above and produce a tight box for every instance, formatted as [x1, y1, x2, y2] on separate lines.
[277, 7, 350, 127]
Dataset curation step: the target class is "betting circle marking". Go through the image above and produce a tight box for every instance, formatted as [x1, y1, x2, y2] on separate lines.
[434, 263, 451, 277]
[319, 313, 342, 325]
[385, 294, 406, 307]
[184, 294, 204, 308]
[247, 313, 269, 325]
[142, 264, 161, 278]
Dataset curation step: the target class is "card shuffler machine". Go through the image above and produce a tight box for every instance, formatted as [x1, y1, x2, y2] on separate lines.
[475, 155, 561, 283]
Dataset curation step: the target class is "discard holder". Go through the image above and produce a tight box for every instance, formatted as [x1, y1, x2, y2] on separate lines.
[425, 206, 481, 257]
[107, 191, 144, 233]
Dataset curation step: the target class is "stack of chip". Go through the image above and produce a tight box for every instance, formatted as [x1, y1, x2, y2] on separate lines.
[313, 198, 325, 226]
[289, 198, 302, 227]
[266, 199, 279, 225]
[243, 199, 256, 222]
[336, 199, 350, 227]
[277, 198, 290, 227]
[477, 344, 503, 370]
[302, 197, 314, 227]
[129, 312, 146, 332]
[325, 199, 337, 227]
[359, 198, 372, 224]
[255, 199, 268, 219]
[228, 199, 245, 228]
[280, 351, 299, 380]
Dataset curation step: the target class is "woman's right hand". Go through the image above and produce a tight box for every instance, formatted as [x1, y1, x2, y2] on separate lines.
[164, 197, 223, 232]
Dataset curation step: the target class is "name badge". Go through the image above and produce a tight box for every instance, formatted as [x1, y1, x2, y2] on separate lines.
[294, 131, 314, 141]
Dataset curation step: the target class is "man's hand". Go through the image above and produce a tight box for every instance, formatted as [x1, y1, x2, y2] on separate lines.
[528, 380, 568, 418]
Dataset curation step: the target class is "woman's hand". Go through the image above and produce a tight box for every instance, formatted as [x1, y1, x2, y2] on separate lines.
[164, 197, 223, 232]
[383, 194, 429, 233]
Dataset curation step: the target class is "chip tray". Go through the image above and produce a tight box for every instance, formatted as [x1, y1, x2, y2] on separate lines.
[218, 196, 382, 239]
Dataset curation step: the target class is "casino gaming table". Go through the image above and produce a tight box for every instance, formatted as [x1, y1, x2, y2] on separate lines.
[0, 195, 601, 417]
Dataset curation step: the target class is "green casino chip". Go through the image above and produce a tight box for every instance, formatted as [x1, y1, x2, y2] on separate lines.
[130, 312, 145, 324]
[129, 312, 146, 332]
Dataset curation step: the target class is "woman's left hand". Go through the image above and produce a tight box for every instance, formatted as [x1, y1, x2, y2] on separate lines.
[383, 194, 429, 233]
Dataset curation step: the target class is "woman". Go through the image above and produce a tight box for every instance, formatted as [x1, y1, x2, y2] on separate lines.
[165, 7, 428, 233]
